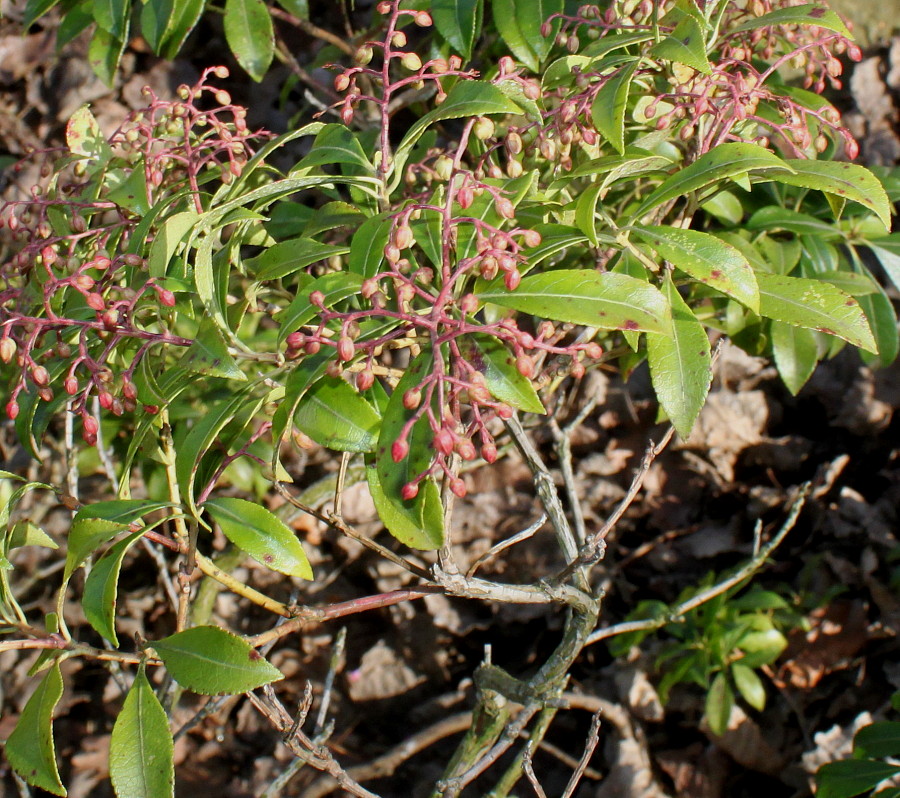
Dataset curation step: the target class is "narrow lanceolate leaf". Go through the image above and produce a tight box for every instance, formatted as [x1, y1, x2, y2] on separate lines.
[432, 0, 483, 59]
[732, 4, 852, 39]
[148, 210, 200, 278]
[492, 0, 561, 71]
[178, 318, 245, 380]
[705, 672, 734, 737]
[756, 272, 877, 353]
[858, 283, 899, 368]
[5, 664, 66, 796]
[631, 143, 794, 220]
[591, 60, 640, 154]
[372, 353, 444, 550]
[649, 14, 711, 75]
[109, 668, 174, 798]
[646, 277, 711, 438]
[459, 335, 545, 414]
[152, 626, 284, 694]
[141, 0, 175, 55]
[817, 761, 900, 798]
[247, 238, 348, 281]
[223, 0, 274, 82]
[65, 517, 129, 580]
[203, 497, 313, 579]
[769, 160, 892, 229]
[731, 663, 766, 712]
[93, 0, 129, 39]
[83, 529, 145, 646]
[294, 378, 381, 453]
[477, 270, 672, 333]
[349, 213, 392, 278]
[771, 321, 818, 396]
[158, 0, 204, 58]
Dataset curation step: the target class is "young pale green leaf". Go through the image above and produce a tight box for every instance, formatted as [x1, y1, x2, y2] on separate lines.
[158, 0, 204, 58]
[223, 0, 274, 82]
[82, 529, 144, 646]
[5, 664, 66, 796]
[732, 4, 852, 38]
[736, 628, 788, 668]
[574, 182, 605, 246]
[591, 60, 640, 154]
[276, 272, 364, 343]
[178, 318, 246, 380]
[771, 161, 892, 229]
[8, 521, 58, 550]
[65, 105, 113, 165]
[299, 125, 375, 173]
[372, 353, 444, 550]
[152, 626, 284, 694]
[65, 517, 129, 580]
[349, 213, 392, 278]
[630, 142, 794, 220]
[731, 663, 766, 711]
[203, 497, 313, 579]
[650, 14, 711, 75]
[632, 225, 759, 312]
[459, 334, 545, 414]
[248, 239, 349, 281]
[756, 272, 877, 353]
[817, 761, 900, 798]
[646, 276, 711, 438]
[294, 377, 381, 453]
[855, 722, 900, 760]
[705, 672, 734, 737]
[816, 270, 878, 297]
[432, 0, 483, 59]
[476, 270, 672, 333]
[492, 0, 561, 71]
[106, 167, 151, 216]
[771, 320, 818, 395]
[109, 668, 174, 798]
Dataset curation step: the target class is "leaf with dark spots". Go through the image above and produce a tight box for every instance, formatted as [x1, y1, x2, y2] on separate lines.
[621, 320, 640, 331]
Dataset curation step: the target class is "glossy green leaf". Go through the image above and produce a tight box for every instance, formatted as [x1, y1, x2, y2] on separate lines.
[372, 353, 444, 550]
[815, 270, 877, 296]
[756, 272, 877, 353]
[771, 320, 818, 395]
[106, 167, 151, 216]
[203, 497, 313, 579]
[701, 190, 744, 225]
[299, 124, 374, 172]
[631, 142, 794, 220]
[8, 521, 58, 550]
[477, 270, 671, 333]
[141, 0, 174, 54]
[24, 0, 61, 28]
[276, 272, 364, 343]
[75, 499, 174, 526]
[771, 160, 892, 229]
[432, 0, 483, 59]
[731, 663, 766, 711]
[650, 14, 711, 75]
[152, 626, 283, 694]
[817, 761, 900, 798]
[646, 276, 711, 438]
[294, 377, 381, 453]
[178, 318, 246, 380]
[57, 4, 94, 48]
[868, 236, 900, 292]
[223, 0, 274, 81]
[747, 206, 842, 238]
[148, 210, 200, 278]
[492, 0, 561, 71]
[591, 60, 639, 154]
[270, 354, 330, 457]
[732, 4, 852, 38]
[705, 672, 734, 736]
[276, 0, 308, 17]
[65, 517, 129, 580]
[633, 225, 759, 312]
[574, 181, 605, 246]
[460, 334, 545, 414]
[158, 0, 203, 59]
[858, 283, 899, 368]
[93, 0, 128, 39]
[82, 529, 144, 646]
[5, 664, 66, 796]
[249, 239, 348, 281]
[109, 668, 174, 798]
[88, 25, 127, 87]
[349, 214, 392, 278]
[855, 722, 900, 759]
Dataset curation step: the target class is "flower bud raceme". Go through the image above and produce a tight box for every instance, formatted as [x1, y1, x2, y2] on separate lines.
[392, 439, 409, 462]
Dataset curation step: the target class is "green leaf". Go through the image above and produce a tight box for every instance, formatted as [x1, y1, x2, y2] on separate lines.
[203, 497, 313, 579]
[276, 0, 308, 17]
[771, 160, 892, 229]
[591, 60, 640, 155]
[574, 181, 605, 246]
[82, 529, 144, 646]
[65, 105, 113, 165]
[178, 318, 246, 380]
[276, 272, 364, 343]
[65, 517, 129, 580]
[633, 225, 759, 312]
[271, 354, 330, 456]
[390, 81, 523, 192]
[109, 668, 174, 798]
[24, 0, 62, 28]
[737, 628, 788, 668]
[731, 663, 766, 711]
[106, 167, 151, 216]
[5, 664, 66, 796]
[93, 0, 128, 39]
[152, 626, 284, 694]
[747, 206, 842, 238]
[158, 0, 203, 58]
[650, 14, 711, 75]
[631, 142, 794, 220]
[856, 722, 900, 759]
[477, 270, 671, 333]
[771, 320, 818, 395]
[817, 761, 900, 798]
[349, 214, 392, 278]
[248, 238, 349, 281]
[223, 0, 274, 82]
[372, 353, 444, 550]
[148, 210, 200, 278]
[459, 334, 545, 414]
[432, 0, 483, 59]
[294, 377, 381, 453]
[140, 0, 174, 54]
[75, 499, 174, 525]
[646, 276, 711, 438]
[57, 4, 94, 48]
[299, 124, 375, 173]
[492, 0, 561, 71]
[858, 283, 899, 368]
[732, 4, 852, 38]
[756, 272, 877, 353]
[8, 521, 58, 550]
[88, 25, 127, 87]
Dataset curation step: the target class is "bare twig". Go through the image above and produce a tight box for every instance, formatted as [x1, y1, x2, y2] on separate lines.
[314, 626, 346, 736]
[561, 710, 603, 798]
[466, 513, 548, 578]
[522, 742, 549, 798]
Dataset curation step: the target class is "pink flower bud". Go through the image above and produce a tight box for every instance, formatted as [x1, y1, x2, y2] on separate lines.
[86, 292, 106, 311]
[496, 198, 515, 219]
[394, 224, 413, 249]
[504, 269, 521, 291]
[356, 369, 375, 391]
[522, 229, 541, 247]
[516, 354, 534, 378]
[122, 380, 137, 400]
[159, 289, 176, 307]
[0, 338, 16, 363]
[434, 428, 455, 455]
[392, 439, 409, 462]
[83, 415, 99, 435]
[401, 482, 419, 500]
[457, 440, 476, 460]
[64, 376, 79, 395]
[450, 478, 467, 498]
[31, 365, 50, 387]
[496, 404, 513, 420]
[6, 400, 19, 420]
[403, 388, 422, 409]
[414, 11, 432, 26]
[99, 391, 113, 410]
[459, 294, 478, 314]
[481, 442, 498, 463]
[309, 290, 326, 307]
[584, 342, 603, 359]
[286, 331, 306, 350]
[74, 273, 95, 290]
[337, 336, 355, 361]
[335, 73, 351, 92]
